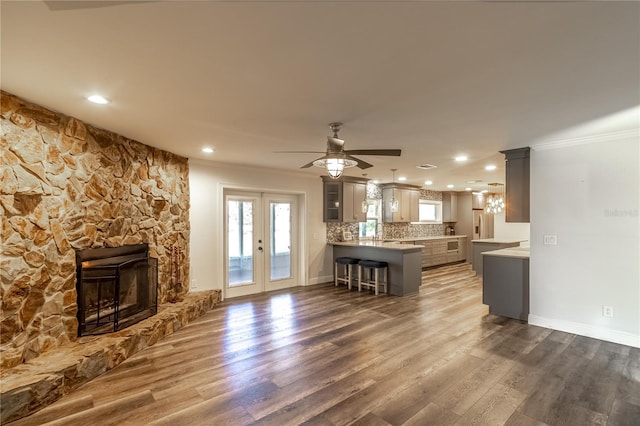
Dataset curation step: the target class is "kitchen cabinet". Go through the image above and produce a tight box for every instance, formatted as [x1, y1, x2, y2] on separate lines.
[500, 147, 530, 223]
[322, 180, 342, 222]
[483, 248, 530, 320]
[342, 181, 367, 223]
[382, 184, 420, 223]
[471, 239, 525, 276]
[411, 237, 467, 268]
[321, 176, 368, 223]
[442, 191, 458, 222]
[457, 237, 468, 261]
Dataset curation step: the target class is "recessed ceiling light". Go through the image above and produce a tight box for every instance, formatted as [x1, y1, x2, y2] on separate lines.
[447, 184, 454, 188]
[454, 155, 468, 162]
[424, 180, 433, 186]
[485, 165, 497, 171]
[202, 147, 215, 154]
[466, 187, 472, 191]
[87, 95, 110, 104]
[467, 179, 482, 184]
[398, 176, 407, 182]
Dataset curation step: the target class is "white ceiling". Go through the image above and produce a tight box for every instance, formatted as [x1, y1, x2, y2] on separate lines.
[2, 1, 638, 190]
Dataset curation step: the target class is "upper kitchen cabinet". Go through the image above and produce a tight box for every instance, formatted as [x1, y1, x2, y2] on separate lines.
[343, 180, 368, 223]
[442, 191, 458, 222]
[382, 184, 420, 223]
[321, 176, 368, 223]
[500, 147, 530, 223]
[322, 179, 342, 222]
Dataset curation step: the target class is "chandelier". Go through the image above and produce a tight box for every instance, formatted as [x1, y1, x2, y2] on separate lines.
[485, 183, 505, 214]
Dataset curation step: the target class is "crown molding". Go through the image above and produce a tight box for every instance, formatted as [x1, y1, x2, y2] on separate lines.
[530, 129, 639, 151]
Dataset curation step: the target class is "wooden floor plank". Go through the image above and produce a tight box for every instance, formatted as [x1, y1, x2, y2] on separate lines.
[9, 263, 639, 426]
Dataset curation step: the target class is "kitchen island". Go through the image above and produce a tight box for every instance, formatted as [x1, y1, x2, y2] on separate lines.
[330, 241, 422, 296]
[471, 238, 528, 276]
[482, 247, 530, 321]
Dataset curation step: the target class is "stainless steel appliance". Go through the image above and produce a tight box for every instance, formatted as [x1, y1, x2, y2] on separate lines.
[472, 210, 494, 240]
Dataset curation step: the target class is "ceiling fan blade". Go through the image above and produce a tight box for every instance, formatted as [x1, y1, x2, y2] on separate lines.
[344, 149, 402, 156]
[346, 155, 373, 169]
[273, 151, 325, 154]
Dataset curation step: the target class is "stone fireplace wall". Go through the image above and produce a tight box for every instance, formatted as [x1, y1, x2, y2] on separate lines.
[0, 91, 190, 369]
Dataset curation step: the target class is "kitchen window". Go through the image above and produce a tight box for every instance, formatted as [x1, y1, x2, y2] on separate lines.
[419, 200, 442, 223]
[359, 199, 381, 238]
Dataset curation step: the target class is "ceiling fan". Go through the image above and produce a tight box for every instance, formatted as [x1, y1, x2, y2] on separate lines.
[275, 122, 401, 179]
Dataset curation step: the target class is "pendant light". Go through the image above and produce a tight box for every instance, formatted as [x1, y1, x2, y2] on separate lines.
[485, 183, 505, 213]
[390, 169, 399, 213]
[361, 174, 369, 214]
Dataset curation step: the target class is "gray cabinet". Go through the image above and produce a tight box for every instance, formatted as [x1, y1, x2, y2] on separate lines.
[500, 147, 530, 223]
[457, 237, 468, 261]
[472, 241, 522, 276]
[322, 176, 368, 223]
[483, 254, 529, 320]
[342, 181, 367, 223]
[382, 184, 420, 223]
[415, 237, 466, 268]
[442, 191, 458, 222]
[322, 180, 342, 222]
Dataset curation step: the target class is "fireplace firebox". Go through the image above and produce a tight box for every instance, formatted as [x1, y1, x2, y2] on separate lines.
[75, 244, 158, 336]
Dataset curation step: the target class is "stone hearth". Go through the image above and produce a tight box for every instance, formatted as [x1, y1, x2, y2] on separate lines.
[1, 290, 221, 424]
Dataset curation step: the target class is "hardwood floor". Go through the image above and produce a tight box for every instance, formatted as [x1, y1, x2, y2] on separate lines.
[9, 263, 640, 426]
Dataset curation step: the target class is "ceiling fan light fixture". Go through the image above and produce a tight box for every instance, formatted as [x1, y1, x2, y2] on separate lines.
[313, 154, 357, 179]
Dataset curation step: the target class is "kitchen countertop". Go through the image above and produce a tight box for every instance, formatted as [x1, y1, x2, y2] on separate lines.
[482, 247, 530, 259]
[386, 235, 468, 242]
[330, 241, 422, 251]
[471, 238, 528, 244]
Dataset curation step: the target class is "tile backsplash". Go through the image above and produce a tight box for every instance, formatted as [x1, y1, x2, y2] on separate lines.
[326, 222, 446, 243]
[326, 186, 447, 242]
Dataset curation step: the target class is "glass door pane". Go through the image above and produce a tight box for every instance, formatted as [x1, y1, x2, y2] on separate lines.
[270, 202, 291, 280]
[228, 199, 254, 286]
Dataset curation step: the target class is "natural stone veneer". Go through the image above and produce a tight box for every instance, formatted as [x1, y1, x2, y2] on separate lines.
[1, 91, 190, 369]
[0, 290, 222, 424]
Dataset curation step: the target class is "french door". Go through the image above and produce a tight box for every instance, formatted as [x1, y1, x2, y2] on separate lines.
[224, 191, 298, 298]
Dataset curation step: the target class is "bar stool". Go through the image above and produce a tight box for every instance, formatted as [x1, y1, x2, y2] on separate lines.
[358, 260, 388, 295]
[334, 257, 360, 289]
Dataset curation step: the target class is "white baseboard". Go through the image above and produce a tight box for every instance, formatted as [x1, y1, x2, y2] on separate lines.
[308, 275, 333, 286]
[528, 315, 640, 348]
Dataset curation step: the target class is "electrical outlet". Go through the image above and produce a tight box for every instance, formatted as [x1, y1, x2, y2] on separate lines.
[543, 235, 557, 245]
[191, 279, 198, 290]
[602, 305, 614, 318]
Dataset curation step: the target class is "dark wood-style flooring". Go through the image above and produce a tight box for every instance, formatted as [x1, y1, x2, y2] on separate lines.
[9, 263, 640, 425]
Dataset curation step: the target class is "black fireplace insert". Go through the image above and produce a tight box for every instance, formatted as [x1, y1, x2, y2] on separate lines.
[75, 244, 158, 336]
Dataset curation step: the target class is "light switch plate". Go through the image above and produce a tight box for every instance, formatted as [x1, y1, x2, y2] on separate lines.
[543, 235, 557, 245]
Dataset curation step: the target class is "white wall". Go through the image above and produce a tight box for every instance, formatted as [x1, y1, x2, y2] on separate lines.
[189, 160, 333, 296]
[529, 130, 640, 347]
[493, 212, 531, 247]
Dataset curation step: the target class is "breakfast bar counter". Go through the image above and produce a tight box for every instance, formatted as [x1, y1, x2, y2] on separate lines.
[330, 241, 422, 296]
